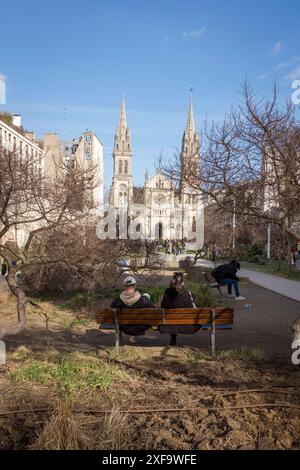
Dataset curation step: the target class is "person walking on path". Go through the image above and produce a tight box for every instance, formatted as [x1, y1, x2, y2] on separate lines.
[211, 260, 246, 300]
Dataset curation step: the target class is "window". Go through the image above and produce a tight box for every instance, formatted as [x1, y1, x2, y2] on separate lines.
[118, 160, 123, 174]
[124, 160, 128, 174]
[119, 184, 128, 204]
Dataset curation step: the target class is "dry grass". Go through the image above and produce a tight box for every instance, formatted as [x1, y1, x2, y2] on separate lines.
[10, 345, 32, 361]
[32, 403, 130, 450]
[0, 291, 10, 304]
[32, 402, 90, 450]
[0, 292, 93, 329]
[86, 407, 130, 450]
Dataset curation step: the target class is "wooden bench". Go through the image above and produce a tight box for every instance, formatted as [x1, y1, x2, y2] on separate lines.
[202, 271, 227, 296]
[95, 307, 234, 355]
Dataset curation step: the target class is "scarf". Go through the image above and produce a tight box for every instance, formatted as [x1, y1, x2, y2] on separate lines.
[120, 290, 141, 306]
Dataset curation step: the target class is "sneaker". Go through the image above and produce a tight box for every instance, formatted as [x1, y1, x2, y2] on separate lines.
[235, 296, 246, 301]
[227, 294, 235, 298]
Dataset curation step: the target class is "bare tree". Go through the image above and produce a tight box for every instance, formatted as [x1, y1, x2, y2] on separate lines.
[23, 228, 164, 296]
[0, 143, 98, 338]
[160, 81, 300, 254]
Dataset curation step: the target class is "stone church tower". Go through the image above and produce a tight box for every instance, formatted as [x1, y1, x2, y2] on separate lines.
[110, 96, 133, 207]
[180, 96, 200, 201]
[108, 94, 203, 245]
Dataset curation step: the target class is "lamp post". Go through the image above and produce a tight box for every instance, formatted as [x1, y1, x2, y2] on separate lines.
[267, 223, 271, 259]
[232, 197, 236, 250]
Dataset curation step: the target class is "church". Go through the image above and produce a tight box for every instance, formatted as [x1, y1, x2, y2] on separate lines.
[109, 96, 203, 242]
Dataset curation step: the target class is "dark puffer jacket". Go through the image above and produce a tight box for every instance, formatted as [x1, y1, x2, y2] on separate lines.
[111, 294, 154, 336]
[159, 287, 200, 335]
[211, 264, 239, 283]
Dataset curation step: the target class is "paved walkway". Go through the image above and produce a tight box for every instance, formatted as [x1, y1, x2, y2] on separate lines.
[193, 259, 300, 303]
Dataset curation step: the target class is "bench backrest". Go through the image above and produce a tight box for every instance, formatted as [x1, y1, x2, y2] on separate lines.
[96, 307, 233, 326]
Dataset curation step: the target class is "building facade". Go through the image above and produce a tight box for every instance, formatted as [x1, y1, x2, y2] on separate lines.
[109, 96, 203, 242]
[0, 115, 45, 248]
[43, 130, 104, 214]
[0, 115, 44, 173]
[70, 130, 104, 213]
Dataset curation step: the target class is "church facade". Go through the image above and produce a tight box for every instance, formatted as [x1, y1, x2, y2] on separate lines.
[109, 96, 203, 242]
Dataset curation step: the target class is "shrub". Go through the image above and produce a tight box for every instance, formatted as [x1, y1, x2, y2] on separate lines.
[186, 281, 215, 307]
[140, 286, 165, 305]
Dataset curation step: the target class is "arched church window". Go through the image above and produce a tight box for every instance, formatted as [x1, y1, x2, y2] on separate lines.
[118, 160, 123, 174]
[124, 160, 128, 174]
[119, 184, 128, 203]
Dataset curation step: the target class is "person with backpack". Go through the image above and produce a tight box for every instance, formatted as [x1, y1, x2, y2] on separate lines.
[160, 272, 199, 346]
[111, 276, 154, 342]
[211, 260, 245, 300]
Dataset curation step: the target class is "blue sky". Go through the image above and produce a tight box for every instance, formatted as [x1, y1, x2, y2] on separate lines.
[1, 0, 300, 188]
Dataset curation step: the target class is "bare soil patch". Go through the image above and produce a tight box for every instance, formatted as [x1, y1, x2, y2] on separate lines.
[0, 292, 299, 450]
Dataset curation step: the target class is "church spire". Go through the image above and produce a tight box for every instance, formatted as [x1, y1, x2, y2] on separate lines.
[186, 96, 195, 133]
[180, 91, 200, 193]
[119, 95, 127, 129]
[113, 95, 132, 156]
[110, 95, 133, 207]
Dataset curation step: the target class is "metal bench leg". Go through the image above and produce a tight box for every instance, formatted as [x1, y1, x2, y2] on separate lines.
[210, 309, 216, 356]
[115, 329, 122, 352]
[217, 285, 223, 296]
[113, 311, 121, 353]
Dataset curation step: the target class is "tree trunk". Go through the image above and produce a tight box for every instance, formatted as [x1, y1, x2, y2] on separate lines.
[0, 264, 27, 339]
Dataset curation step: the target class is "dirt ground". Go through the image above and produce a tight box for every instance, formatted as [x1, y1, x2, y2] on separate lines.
[0, 281, 300, 450]
[0, 346, 300, 450]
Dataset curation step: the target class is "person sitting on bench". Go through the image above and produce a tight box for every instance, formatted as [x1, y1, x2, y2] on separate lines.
[211, 260, 245, 300]
[160, 272, 199, 346]
[111, 276, 154, 342]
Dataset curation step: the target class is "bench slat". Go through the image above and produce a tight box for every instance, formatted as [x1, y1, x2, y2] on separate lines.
[97, 308, 212, 315]
[97, 318, 233, 326]
[96, 307, 233, 327]
[96, 313, 233, 321]
[99, 323, 234, 330]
